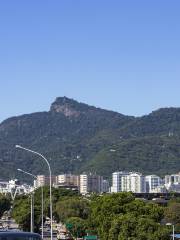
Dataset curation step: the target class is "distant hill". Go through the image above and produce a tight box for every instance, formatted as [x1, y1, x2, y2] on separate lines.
[0, 97, 180, 181]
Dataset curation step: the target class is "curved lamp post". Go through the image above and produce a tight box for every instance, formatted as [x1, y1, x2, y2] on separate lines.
[17, 168, 44, 238]
[16, 145, 53, 240]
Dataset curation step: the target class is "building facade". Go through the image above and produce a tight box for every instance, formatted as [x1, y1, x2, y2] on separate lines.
[102, 179, 110, 193]
[111, 171, 130, 193]
[145, 175, 162, 193]
[165, 174, 180, 185]
[111, 171, 146, 193]
[56, 174, 79, 187]
[79, 174, 103, 194]
[34, 175, 56, 188]
[130, 173, 146, 193]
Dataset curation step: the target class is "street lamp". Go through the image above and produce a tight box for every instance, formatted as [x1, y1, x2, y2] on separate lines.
[17, 168, 44, 238]
[166, 223, 175, 240]
[15, 145, 53, 240]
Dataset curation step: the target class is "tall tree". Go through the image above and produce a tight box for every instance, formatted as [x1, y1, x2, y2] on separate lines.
[0, 194, 11, 218]
[56, 197, 90, 223]
[89, 192, 169, 240]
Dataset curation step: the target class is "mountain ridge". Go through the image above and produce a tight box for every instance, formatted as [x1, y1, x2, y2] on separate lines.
[0, 97, 180, 181]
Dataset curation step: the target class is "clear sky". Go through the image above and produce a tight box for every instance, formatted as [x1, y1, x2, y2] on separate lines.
[0, 0, 180, 123]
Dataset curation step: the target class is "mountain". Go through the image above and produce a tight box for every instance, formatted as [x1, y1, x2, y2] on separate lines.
[0, 97, 180, 181]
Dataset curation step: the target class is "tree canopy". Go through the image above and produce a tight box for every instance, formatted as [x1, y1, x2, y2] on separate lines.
[88, 193, 170, 240]
[11, 190, 172, 240]
[0, 194, 11, 218]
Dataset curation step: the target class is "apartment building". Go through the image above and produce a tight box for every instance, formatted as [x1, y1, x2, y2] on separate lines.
[56, 174, 79, 187]
[79, 174, 103, 194]
[165, 173, 180, 192]
[102, 179, 110, 193]
[111, 171, 146, 193]
[145, 175, 162, 193]
[130, 173, 146, 193]
[165, 174, 180, 185]
[111, 171, 130, 193]
[34, 175, 56, 188]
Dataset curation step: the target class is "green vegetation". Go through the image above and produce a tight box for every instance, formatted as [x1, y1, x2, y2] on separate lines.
[0, 194, 11, 218]
[1, 97, 180, 180]
[12, 190, 175, 240]
[164, 198, 180, 232]
[12, 195, 41, 232]
[89, 193, 169, 240]
[12, 187, 79, 232]
[66, 217, 88, 238]
[56, 197, 90, 222]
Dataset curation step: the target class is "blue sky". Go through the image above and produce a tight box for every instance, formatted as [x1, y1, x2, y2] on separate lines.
[0, 1, 180, 122]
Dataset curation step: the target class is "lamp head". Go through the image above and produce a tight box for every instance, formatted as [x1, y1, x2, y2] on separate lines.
[17, 168, 23, 172]
[15, 145, 21, 148]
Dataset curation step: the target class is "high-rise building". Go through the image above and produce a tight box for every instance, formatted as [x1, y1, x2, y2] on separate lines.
[121, 175, 131, 192]
[165, 174, 180, 185]
[80, 174, 88, 194]
[145, 175, 162, 193]
[34, 175, 46, 187]
[34, 175, 56, 188]
[102, 179, 110, 193]
[56, 174, 79, 187]
[164, 173, 180, 192]
[130, 173, 146, 193]
[111, 171, 130, 193]
[111, 171, 146, 193]
[79, 174, 103, 194]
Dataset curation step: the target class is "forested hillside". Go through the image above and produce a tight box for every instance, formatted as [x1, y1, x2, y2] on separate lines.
[0, 97, 180, 181]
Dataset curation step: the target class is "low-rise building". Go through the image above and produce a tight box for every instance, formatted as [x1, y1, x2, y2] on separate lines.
[0, 179, 31, 196]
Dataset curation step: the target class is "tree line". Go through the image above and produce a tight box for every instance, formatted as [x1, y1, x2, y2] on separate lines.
[1, 190, 180, 240]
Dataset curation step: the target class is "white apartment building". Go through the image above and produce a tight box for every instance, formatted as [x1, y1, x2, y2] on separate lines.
[80, 174, 88, 194]
[164, 173, 180, 192]
[165, 174, 180, 186]
[130, 173, 146, 193]
[145, 175, 162, 193]
[111, 171, 130, 193]
[121, 175, 131, 192]
[79, 174, 103, 194]
[111, 171, 146, 193]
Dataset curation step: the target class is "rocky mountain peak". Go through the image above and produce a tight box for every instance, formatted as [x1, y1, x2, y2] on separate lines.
[50, 97, 88, 117]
